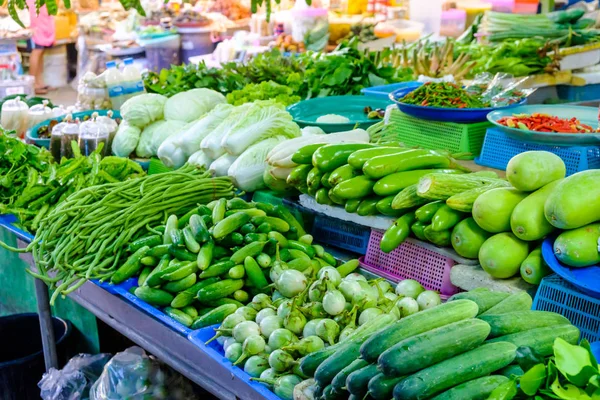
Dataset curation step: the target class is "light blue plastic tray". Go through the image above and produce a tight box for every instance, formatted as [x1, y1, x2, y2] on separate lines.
[487, 105, 600, 146]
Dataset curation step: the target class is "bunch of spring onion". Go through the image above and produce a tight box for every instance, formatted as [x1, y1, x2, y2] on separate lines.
[4, 164, 234, 304]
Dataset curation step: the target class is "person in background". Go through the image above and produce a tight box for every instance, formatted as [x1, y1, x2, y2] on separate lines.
[26, 0, 55, 94]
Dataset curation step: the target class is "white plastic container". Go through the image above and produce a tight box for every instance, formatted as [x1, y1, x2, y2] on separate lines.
[122, 58, 145, 101]
[105, 61, 127, 110]
[409, 0, 442, 36]
[1, 96, 29, 134]
[61, 118, 81, 159]
[27, 100, 53, 130]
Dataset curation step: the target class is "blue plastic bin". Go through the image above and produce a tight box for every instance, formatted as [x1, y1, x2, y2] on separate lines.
[476, 128, 600, 175]
[112, 278, 192, 336]
[557, 84, 600, 102]
[533, 274, 600, 343]
[188, 325, 280, 400]
[283, 199, 370, 254]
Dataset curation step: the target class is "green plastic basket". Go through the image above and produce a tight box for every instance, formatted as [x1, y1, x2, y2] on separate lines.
[148, 158, 172, 175]
[386, 109, 491, 157]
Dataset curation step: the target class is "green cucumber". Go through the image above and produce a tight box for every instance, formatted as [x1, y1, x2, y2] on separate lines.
[170, 278, 219, 308]
[346, 364, 379, 397]
[378, 318, 490, 377]
[331, 359, 369, 392]
[431, 375, 509, 400]
[292, 143, 326, 165]
[360, 299, 478, 362]
[520, 246, 551, 285]
[479, 292, 533, 316]
[164, 307, 193, 327]
[191, 304, 238, 329]
[479, 310, 570, 338]
[134, 286, 174, 306]
[300, 314, 396, 377]
[196, 279, 245, 303]
[162, 273, 197, 293]
[314, 341, 361, 387]
[375, 196, 403, 217]
[448, 288, 509, 315]
[367, 373, 404, 400]
[392, 342, 517, 400]
[212, 212, 251, 240]
[487, 324, 580, 356]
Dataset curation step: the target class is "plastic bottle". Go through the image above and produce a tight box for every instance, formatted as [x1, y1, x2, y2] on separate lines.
[122, 58, 145, 101]
[105, 61, 126, 110]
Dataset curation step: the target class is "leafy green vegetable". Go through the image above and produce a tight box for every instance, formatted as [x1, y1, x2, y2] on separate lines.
[520, 364, 547, 396]
[226, 81, 301, 106]
[555, 338, 598, 387]
[144, 41, 414, 99]
[0, 128, 145, 232]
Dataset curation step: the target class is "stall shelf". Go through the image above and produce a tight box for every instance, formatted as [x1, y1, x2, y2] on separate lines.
[0, 215, 270, 400]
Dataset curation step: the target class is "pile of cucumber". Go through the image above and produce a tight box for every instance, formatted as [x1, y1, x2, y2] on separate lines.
[303, 287, 580, 400]
[285, 143, 471, 218]
[111, 197, 339, 330]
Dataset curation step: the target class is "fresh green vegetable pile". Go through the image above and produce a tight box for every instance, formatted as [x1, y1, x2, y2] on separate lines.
[213, 279, 580, 400]
[144, 41, 414, 100]
[483, 10, 599, 46]
[0, 130, 144, 233]
[121, 197, 333, 330]
[5, 164, 234, 304]
[504, 336, 600, 399]
[283, 142, 472, 221]
[455, 38, 559, 77]
[226, 81, 301, 107]
[399, 82, 489, 108]
[214, 273, 442, 400]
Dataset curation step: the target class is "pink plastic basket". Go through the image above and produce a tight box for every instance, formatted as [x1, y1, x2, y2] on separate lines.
[361, 229, 460, 296]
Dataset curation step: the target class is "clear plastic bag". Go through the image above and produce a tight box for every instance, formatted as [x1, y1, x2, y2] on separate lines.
[39, 353, 112, 400]
[89, 346, 196, 400]
[463, 72, 536, 107]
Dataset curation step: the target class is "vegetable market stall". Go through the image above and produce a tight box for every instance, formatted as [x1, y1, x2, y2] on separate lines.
[0, 215, 279, 399]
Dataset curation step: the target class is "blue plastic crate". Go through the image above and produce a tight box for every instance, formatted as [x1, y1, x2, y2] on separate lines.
[112, 277, 192, 336]
[533, 274, 600, 343]
[312, 214, 370, 254]
[188, 326, 281, 400]
[476, 128, 600, 175]
[557, 84, 600, 102]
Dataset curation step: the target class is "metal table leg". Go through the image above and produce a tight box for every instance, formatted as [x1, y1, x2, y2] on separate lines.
[18, 238, 59, 371]
[34, 277, 58, 371]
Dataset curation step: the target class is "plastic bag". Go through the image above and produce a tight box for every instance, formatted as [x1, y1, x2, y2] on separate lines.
[39, 353, 112, 400]
[89, 346, 195, 400]
[463, 73, 536, 107]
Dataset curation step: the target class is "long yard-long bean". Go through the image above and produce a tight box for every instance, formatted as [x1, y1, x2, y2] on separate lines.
[5, 164, 235, 304]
